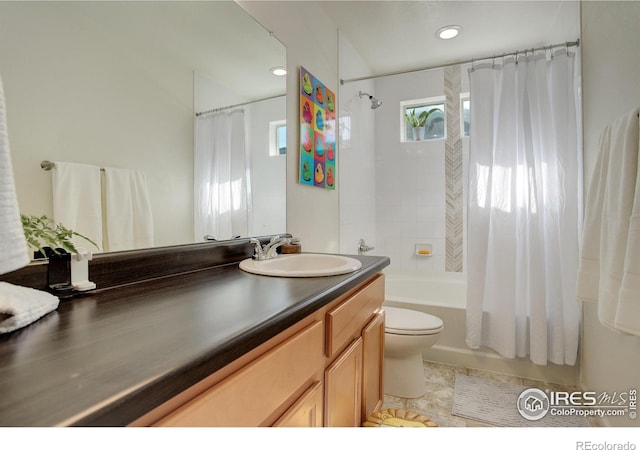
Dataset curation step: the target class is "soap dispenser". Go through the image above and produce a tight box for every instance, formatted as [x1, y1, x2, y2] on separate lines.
[281, 237, 302, 254]
[70, 248, 96, 292]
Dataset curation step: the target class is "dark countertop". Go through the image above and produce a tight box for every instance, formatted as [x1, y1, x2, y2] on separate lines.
[0, 254, 389, 427]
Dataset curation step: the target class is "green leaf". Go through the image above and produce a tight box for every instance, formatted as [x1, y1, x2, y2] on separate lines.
[20, 214, 99, 258]
[405, 109, 421, 127]
[405, 107, 443, 128]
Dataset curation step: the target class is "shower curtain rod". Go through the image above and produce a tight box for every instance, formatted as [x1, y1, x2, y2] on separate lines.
[195, 93, 286, 117]
[340, 39, 580, 85]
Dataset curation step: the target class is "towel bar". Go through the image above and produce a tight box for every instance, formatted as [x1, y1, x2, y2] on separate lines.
[41, 160, 105, 172]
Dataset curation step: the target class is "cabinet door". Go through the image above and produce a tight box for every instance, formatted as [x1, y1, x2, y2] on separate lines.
[324, 337, 363, 427]
[326, 274, 384, 357]
[155, 321, 323, 427]
[361, 311, 385, 419]
[273, 381, 323, 427]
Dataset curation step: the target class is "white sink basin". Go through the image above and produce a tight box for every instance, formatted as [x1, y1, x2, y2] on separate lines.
[239, 253, 362, 277]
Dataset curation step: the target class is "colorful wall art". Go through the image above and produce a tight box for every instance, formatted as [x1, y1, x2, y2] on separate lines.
[299, 66, 336, 190]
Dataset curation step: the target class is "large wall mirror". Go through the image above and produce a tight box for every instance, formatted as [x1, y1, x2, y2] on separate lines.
[0, 1, 286, 255]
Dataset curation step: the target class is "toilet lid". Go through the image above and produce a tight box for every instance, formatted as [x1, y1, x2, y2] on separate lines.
[384, 306, 443, 335]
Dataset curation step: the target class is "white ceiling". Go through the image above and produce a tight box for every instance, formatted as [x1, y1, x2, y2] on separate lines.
[319, 1, 581, 80]
[29, 1, 580, 100]
[53, 1, 287, 101]
[76, 1, 579, 95]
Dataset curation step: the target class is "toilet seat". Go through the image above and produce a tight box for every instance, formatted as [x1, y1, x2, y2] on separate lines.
[384, 306, 443, 335]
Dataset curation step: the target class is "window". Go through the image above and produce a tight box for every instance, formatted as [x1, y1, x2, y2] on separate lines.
[400, 97, 445, 142]
[461, 94, 470, 137]
[269, 120, 287, 156]
[339, 115, 351, 149]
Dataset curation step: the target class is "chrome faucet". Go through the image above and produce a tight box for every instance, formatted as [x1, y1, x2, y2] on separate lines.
[250, 236, 291, 260]
[264, 236, 290, 259]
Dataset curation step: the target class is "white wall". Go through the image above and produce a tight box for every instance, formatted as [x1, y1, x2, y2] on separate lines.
[340, 65, 470, 273]
[373, 69, 448, 271]
[0, 4, 193, 249]
[238, 1, 340, 253]
[338, 35, 377, 256]
[339, 62, 472, 272]
[580, 0, 640, 427]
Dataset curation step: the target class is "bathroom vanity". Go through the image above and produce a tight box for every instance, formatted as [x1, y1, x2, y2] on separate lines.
[0, 240, 389, 426]
[141, 272, 385, 427]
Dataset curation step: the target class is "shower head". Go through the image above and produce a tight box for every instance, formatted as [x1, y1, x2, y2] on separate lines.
[359, 91, 383, 109]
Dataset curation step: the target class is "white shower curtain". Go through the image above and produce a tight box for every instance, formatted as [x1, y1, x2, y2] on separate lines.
[194, 109, 250, 241]
[466, 50, 582, 366]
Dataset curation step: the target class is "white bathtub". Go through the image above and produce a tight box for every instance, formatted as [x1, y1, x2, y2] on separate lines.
[384, 271, 467, 309]
[383, 270, 577, 386]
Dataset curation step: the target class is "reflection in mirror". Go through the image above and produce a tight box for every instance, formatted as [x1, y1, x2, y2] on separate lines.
[0, 1, 286, 256]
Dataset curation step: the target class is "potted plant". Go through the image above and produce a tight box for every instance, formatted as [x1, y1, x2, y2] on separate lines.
[405, 107, 440, 141]
[21, 214, 98, 294]
[21, 214, 98, 258]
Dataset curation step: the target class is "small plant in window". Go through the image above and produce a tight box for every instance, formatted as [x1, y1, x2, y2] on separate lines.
[405, 109, 426, 128]
[405, 107, 441, 141]
[21, 214, 98, 258]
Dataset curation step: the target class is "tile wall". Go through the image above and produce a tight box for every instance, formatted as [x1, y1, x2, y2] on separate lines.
[372, 68, 469, 272]
[338, 36, 377, 256]
[338, 37, 470, 273]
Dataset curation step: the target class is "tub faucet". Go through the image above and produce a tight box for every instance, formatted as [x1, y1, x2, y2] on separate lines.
[250, 236, 290, 260]
[358, 238, 375, 255]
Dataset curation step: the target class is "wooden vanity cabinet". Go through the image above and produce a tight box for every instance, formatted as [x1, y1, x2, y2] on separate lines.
[361, 310, 385, 419]
[324, 274, 385, 426]
[272, 381, 323, 427]
[324, 337, 363, 426]
[154, 320, 324, 427]
[142, 273, 385, 428]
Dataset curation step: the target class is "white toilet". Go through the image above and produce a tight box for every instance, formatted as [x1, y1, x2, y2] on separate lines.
[383, 306, 444, 399]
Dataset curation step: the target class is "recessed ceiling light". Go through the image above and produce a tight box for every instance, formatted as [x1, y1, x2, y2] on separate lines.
[436, 25, 462, 40]
[270, 66, 287, 76]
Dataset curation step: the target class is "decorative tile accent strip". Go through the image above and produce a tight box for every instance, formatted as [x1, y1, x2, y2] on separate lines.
[444, 65, 463, 272]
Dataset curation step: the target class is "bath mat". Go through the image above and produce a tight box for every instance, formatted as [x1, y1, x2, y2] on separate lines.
[452, 374, 591, 427]
[362, 408, 438, 427]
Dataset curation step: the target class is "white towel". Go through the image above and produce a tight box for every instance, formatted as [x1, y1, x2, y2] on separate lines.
[577, 107, 640, 335]
[103, 167, 154, 251]
[0, 74, 30, 275]
[52, 162, 103, 252]
[615, 111, 640, 335]
[0, 282, 59, 334]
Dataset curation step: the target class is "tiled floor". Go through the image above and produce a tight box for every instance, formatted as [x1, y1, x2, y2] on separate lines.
[381, 360, 598, 427]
